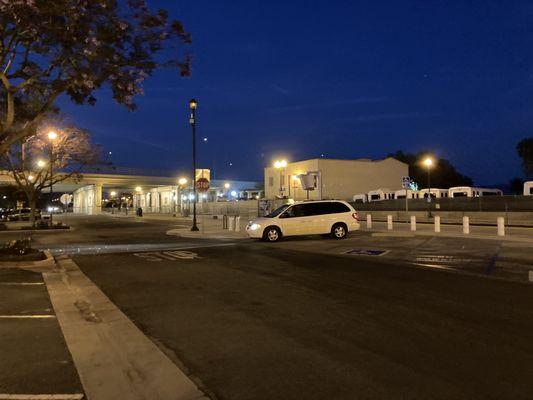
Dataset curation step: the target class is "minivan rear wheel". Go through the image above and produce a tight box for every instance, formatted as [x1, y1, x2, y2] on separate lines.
[263, 226, 282, 242]
[331, 223, 347, 239]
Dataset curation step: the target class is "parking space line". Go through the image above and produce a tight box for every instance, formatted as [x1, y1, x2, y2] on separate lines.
[0, 315, 56, 319]
[0, 395, 84, 400]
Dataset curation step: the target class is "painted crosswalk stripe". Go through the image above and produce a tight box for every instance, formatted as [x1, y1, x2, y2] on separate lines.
[0, 395, 84, 399]
[0, 315, 56, 319]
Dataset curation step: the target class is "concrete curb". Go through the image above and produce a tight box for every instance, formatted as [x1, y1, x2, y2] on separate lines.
[44, 256, 208, 400]
[0, 227, 73, 234]
[166, 228, 249, 241]
[364, 228, 533, 244]
[0, 249, 56, 269]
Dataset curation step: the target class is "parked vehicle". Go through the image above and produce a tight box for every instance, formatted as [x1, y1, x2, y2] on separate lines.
[448, 186, 502, 197]
[367, 188, 394, 201]
[393, 189, 418, 199]
[7, 208, 41, 221]
[418, 188, 449, 198]
[524, 181, 533, 196]
[352, 194, 367, 203]
[246, 200, 360, 242]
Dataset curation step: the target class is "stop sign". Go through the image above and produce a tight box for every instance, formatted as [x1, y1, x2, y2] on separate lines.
[196, 177, 210, 192]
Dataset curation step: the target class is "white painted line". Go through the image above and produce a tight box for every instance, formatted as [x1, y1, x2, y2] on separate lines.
[0, 315, 56, 319]
[0, 282, 45, 286]
[0, 395, 84, 400]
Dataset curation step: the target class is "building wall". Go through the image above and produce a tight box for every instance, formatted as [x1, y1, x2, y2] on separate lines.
[264, 158, 408, 200]
[264, 159, 319, 200]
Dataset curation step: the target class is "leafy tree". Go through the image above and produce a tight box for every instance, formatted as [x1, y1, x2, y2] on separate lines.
[516, 138, 533, 179]
[509, 177, 524, 195]
[389, 150, 473, 188]
[0, 0, 191, 154]
[0, 122, 103, 225]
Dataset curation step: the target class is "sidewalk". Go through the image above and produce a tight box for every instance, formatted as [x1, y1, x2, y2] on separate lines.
[364, 220, 533, 243]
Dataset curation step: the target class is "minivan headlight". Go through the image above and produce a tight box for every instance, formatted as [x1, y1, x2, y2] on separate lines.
[249, 223, 261, 230]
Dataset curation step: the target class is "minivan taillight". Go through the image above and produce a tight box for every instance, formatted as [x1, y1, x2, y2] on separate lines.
[352, 212, 358, 221]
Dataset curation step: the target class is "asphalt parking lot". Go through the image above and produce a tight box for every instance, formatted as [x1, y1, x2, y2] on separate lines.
[0, 268, 83, 397]
[72, 240, 533, 400]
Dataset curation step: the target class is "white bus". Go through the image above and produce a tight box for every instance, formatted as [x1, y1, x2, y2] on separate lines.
[418, 188, 449, 199]
[368, 188, 395, 202]
[393, 189, 418, 199]
[448, 186, 503, 197]
[524, 181, 533, 196]
[352, 194, 368, 203]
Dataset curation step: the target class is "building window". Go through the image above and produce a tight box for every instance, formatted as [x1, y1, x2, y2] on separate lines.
[269, 177, 274, 187]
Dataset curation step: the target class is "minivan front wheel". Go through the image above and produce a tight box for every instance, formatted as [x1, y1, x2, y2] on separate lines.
[331, 223, 347, 239]
[263, 226, 282, 242]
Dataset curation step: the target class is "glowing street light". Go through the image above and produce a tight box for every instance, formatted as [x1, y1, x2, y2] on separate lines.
[36, 159, 46, 168]
[28, 175, 35, 182]
[47, 130, 58, 140]
[110, 191, 117, 197]
[178, 178, 187, 186]
[135, 186, 142, 193]
[224, 182, 230, 189]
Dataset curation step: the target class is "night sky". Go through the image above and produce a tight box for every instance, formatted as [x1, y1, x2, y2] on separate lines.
[58, 1, 533, 185]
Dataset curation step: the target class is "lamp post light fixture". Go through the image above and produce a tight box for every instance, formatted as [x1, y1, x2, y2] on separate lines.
[274, 159, 288, 197]
[47, 131, 58, 226]
[36, 159, 46, 168]
[189, 99, 199, 231]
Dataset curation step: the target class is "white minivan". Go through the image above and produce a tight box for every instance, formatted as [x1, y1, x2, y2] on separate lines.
[246, 200, 360, 242]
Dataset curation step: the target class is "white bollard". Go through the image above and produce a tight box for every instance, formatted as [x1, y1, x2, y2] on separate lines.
[463, 216, 470, 235]
[228, 216, 235, 231]
[410, 215, 416, 231]
[434, 216, 441, 233]
[235, 216, 241, 232]
[387, 215, 393, 230]
[366, 214, 372, 230]
[497, 216, 505, 237]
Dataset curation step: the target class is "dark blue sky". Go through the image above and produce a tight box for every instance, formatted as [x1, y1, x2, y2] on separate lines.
[59, 0, 533, 184]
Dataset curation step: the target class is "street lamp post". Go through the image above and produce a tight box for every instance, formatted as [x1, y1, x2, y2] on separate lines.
[189, 99, 199, 231]
[424, 157, 433, 202]
[47, 131, 58, 226]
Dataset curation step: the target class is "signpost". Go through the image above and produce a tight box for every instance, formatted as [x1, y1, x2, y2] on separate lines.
[196, 177, 210, 192]
[402, 176, 410, 216]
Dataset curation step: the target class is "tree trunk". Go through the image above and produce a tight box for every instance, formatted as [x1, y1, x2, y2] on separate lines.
[29, 195, 37, 228]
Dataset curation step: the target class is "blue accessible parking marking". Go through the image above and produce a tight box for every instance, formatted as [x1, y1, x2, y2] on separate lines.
[344, 249, 389, 256]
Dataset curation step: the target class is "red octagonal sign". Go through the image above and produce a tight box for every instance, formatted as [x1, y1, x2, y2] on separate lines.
[196, 177, 210, 192]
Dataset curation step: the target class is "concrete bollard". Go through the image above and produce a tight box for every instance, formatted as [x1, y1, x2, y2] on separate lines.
[497, 216, 505, 237]
[463, 216, 470, 235]
[228, 216, 235, 231]
[387, 215, 393, 230]
[434, 216, 441, 233]
[235, 216, 241, 232]
[366, 214, 372, 230]
[410, 216, 416, 231]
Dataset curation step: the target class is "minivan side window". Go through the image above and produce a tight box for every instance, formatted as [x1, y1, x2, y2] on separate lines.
[280, 204, 306, 218]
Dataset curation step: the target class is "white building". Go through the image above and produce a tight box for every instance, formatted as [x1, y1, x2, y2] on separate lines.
[264, 157, 408, 201]
[524, 181, 533, 196]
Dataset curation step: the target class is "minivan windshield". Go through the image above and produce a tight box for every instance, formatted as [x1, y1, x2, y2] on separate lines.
[265, 204, 290, 218]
